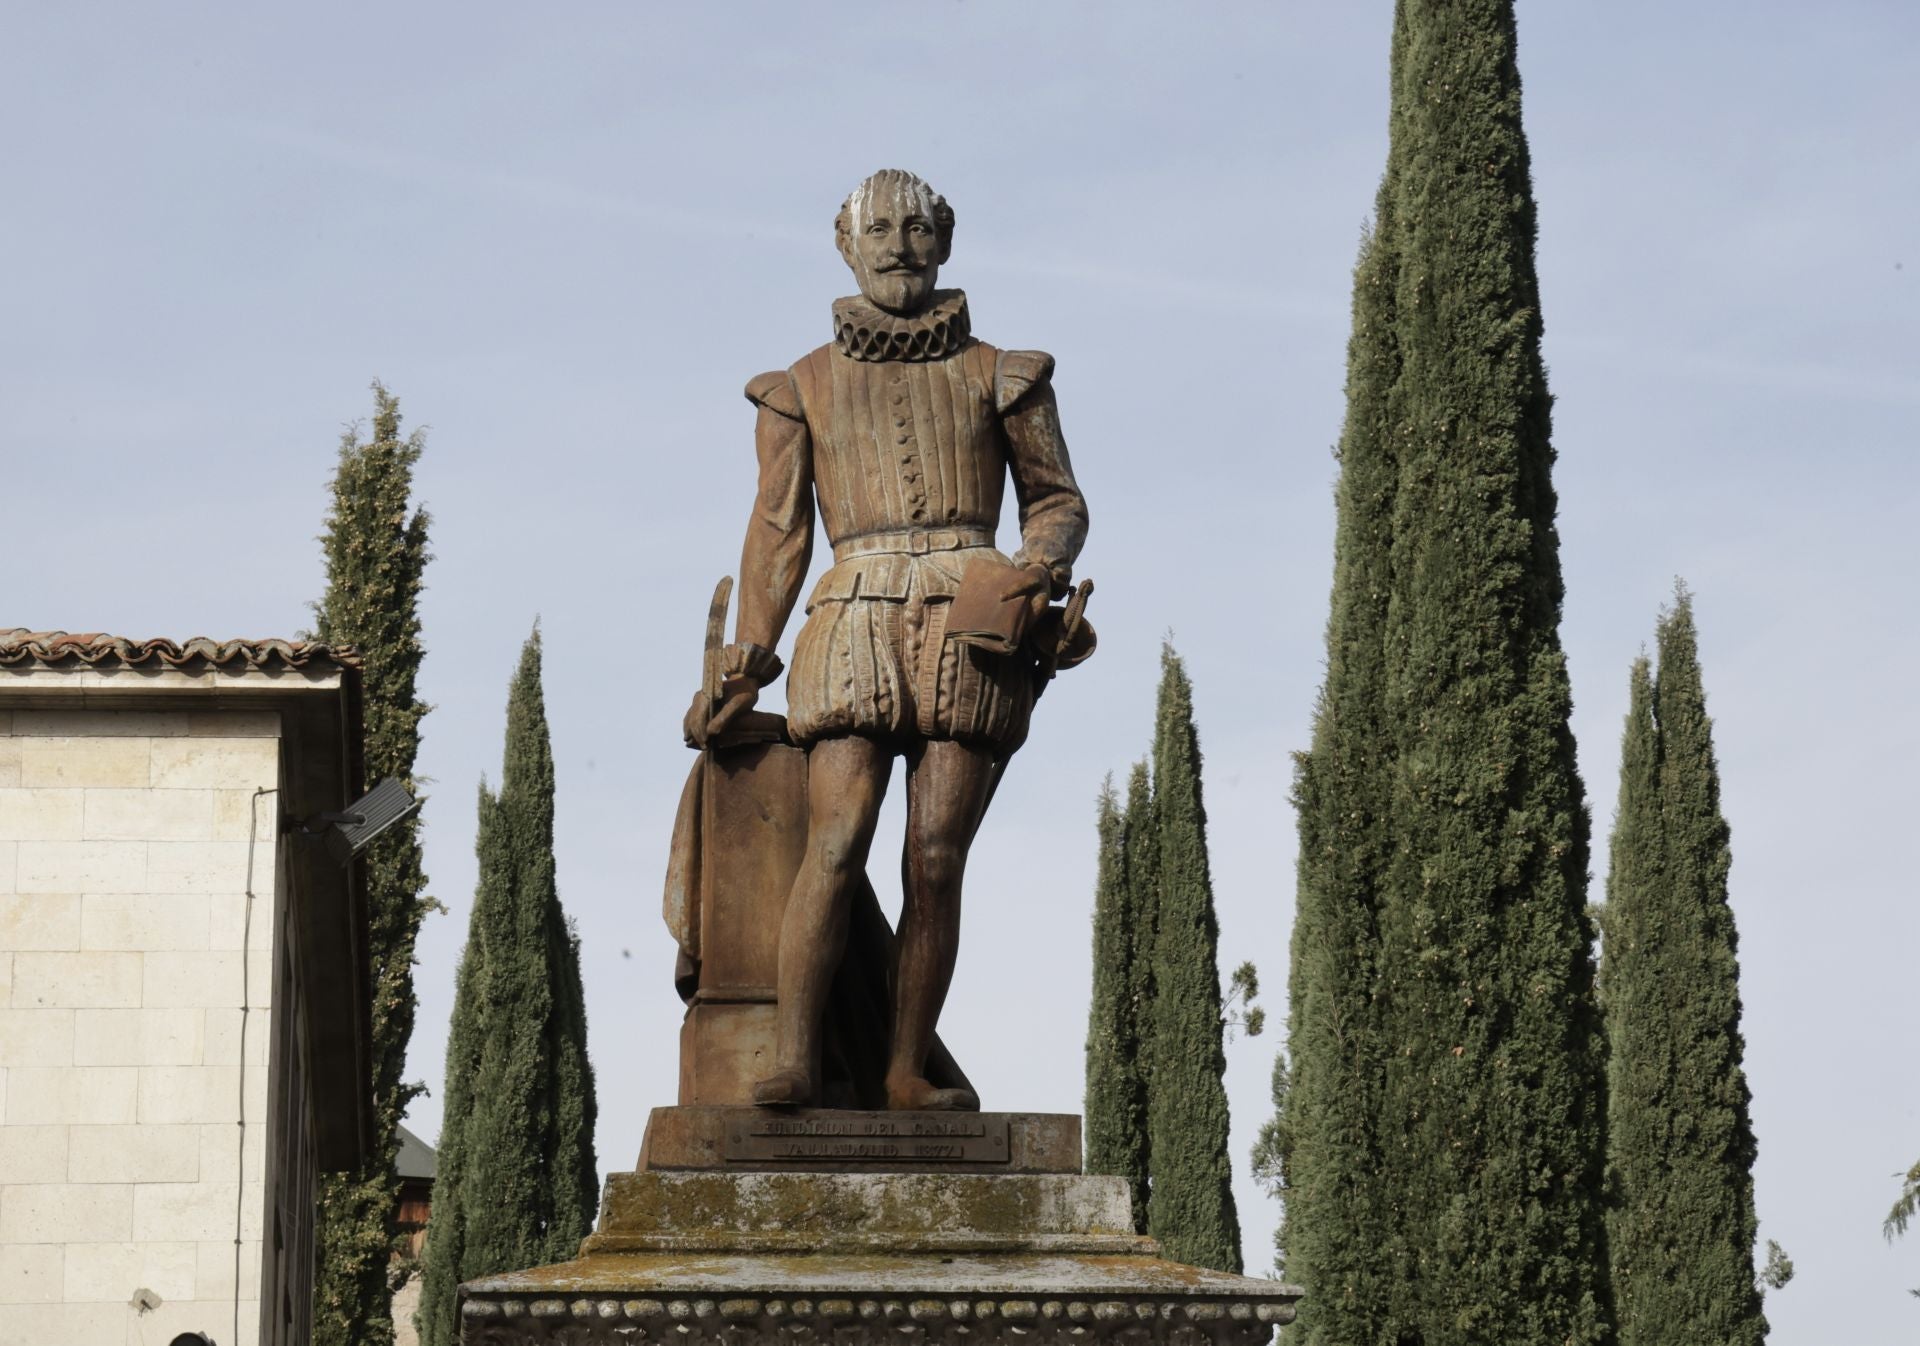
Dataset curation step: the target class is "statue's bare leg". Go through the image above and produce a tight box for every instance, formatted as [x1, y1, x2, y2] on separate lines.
[886, 737, 996, 1111]
[755, 733, 892, 1107]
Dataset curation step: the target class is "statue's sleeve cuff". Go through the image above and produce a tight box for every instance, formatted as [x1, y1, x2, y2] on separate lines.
[723, 641, 784, 687]
[1011, 548, 1073, 598]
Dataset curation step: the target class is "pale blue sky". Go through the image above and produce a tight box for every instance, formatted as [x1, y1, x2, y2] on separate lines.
[4, 3, 1916, 1340]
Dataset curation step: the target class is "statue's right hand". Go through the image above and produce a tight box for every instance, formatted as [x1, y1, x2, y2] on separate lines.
[681, 692, 709, 749]
[682, 679, 761, 749]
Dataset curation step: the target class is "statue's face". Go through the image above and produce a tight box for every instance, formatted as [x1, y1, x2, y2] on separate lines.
[843, 181, 942, 314]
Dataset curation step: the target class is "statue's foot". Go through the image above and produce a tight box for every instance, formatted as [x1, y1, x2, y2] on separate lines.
[886, 1073, 980, 1112]
[752, 1067, 814, 1108]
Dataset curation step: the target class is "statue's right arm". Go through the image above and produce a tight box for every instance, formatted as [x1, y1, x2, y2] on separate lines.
[732, 371, 814, 677]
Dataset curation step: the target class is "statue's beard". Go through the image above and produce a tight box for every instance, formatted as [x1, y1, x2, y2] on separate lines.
[859, 265, 934, 314]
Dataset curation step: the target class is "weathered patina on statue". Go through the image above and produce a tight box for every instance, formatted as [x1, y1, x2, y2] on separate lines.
[670, 168, 1095, 1114]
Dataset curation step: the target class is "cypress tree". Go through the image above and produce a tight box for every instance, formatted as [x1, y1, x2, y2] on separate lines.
[1144, 645, 1241, 1273]
[312, 383, 433, 1346]
[1122, 759, 1160, 1229]
[1374, 1, 1608, 1336]
[1121, 757, 1159, 1075]
[1284, 4, 1609, 1340]
[1604, 589, 1766, 1345]
[1277, 190, 1401, 1340]
[1084, 776, 1151, 1234]
[419, 627, 599, 1346]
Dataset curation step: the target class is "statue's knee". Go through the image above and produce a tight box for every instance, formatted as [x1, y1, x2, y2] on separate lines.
[914, 836, 967, 893]
[807, 829, 864, 880]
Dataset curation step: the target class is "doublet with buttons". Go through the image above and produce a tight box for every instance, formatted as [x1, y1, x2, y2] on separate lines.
[734, 289, 1088, 749]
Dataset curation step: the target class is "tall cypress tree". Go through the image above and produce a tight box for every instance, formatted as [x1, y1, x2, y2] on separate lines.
[1284, 4, 1609, 1341]
[1276, 191, 1401, 1339]
[419, 627, 599, 1346]
[1144, 645, 1241, 1273]
[312, 383, 433, 1346]
[1604, 589, 1765, 1346]
[1085, 776, 1151, 1234]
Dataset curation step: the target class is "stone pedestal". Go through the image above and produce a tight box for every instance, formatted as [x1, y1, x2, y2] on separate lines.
[457, 1166, 1301, 1344]
[639, 1107, 1083, 1175]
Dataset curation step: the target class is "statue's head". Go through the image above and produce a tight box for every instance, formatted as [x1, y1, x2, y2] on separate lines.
[835, 169, 954, 315]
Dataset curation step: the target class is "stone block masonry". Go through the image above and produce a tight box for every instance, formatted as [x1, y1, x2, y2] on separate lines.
[0, 708, 279, 1344]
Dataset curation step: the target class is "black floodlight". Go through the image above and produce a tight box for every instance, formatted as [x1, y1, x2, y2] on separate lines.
[323, 776, 421, 865]
[287, 776, 421, 866]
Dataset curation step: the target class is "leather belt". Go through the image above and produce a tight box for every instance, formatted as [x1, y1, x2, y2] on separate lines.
[832, 526, 994, 562]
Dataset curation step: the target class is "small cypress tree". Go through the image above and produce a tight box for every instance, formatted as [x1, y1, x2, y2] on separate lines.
[1122, 759, 1159, 1230]
[1121, 758, 1159, 1077]
[1144, 645, 1241, 1273]
[312, 383, 432, 1346]
[1084, 776, 1151, 1233]
[1604, 589, 1766, 1346]
[419, 628, 599, 1346]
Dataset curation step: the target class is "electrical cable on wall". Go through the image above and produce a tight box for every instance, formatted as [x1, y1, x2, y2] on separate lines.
[237, 787, 277, 1346]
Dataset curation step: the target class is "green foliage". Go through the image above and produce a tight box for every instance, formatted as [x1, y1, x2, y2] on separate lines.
[1280, 4, 1609, 1340]
[1887, 1158, 1920, 1298]
[1248, 1052, 1290, 1275]
[1757, 1240, 1794, 1294]
[1604, 589, 1767, 1346]
[1144, 645, 1242, 1274]
[311, 383, 433, 1346]
[1889, 1158, 1920, 1241]
[1223, 961, 1264, 1041]
[419, 628, 600, 1346]
[1085, 775, 1152, 1234]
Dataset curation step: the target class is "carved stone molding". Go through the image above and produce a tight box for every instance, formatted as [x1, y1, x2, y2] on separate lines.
[460, 1290, 1294, 1346]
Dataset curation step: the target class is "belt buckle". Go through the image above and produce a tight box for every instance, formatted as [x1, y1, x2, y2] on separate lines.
[910, 531, 933, 555]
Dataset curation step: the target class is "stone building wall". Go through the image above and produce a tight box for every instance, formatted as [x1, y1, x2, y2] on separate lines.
[0, 707, 279, 1344]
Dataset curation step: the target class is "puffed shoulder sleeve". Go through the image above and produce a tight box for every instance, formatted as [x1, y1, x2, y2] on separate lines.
[745, 370, 805, 420]
[993, 349, 1057, 415]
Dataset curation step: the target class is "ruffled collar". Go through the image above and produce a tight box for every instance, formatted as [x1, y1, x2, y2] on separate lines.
[832, 289, 971, 362]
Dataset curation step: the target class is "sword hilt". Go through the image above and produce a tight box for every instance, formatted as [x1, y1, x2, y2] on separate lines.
[702, 575, 734, 719]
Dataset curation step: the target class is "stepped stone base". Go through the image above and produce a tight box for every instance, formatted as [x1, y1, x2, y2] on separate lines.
[459, 1172, 1300, 1345]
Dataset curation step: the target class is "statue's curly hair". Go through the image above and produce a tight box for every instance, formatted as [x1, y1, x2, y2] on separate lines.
[835, 169, 954, 265]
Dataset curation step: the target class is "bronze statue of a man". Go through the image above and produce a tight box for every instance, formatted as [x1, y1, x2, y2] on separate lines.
[685, 169, 1089, 1112]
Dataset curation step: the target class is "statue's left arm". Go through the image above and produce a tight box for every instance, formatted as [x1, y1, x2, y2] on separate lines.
[996, 349, 1089, 597]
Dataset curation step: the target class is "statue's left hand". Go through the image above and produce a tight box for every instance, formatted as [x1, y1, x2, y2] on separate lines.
[998, 563, 1056, 630]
